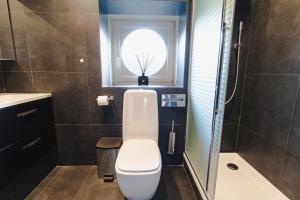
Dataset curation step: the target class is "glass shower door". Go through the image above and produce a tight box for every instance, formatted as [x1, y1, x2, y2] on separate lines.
[185, 0, 235, 199]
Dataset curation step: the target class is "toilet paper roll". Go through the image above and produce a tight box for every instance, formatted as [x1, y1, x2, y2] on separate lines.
[97, 96, 109, 106]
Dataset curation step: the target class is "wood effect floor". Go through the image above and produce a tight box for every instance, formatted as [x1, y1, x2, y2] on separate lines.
[25, 166, 196, 200]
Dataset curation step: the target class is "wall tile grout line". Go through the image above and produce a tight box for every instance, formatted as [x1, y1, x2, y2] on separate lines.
[23, 9, 35, 92]
[83, 13, 92, 127]
[283, 76, 300, 156]
[239, 124, 287, 152]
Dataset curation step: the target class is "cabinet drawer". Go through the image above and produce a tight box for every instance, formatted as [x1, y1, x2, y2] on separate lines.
[0, 97, 56, 190]
[16, 98, 53, 138]
[0, 98, 54, 149]
[0, 108, 20, 149]
[0, 134, 56, 189]
[18, 133, 55, 167]
[0, 142, 22, 188]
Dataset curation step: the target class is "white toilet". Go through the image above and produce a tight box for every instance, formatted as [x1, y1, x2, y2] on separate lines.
[115, 89, 162, 200]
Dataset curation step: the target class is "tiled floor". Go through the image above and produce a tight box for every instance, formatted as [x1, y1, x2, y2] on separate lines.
[25, 166, 196, 200]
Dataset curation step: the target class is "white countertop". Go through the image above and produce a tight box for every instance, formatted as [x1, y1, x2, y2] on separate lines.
[0, 93, 52, 109]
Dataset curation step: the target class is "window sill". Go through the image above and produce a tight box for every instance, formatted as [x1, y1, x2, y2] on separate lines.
[101, 84, 184, 89]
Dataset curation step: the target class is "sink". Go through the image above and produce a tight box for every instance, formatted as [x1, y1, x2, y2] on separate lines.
[0, 93, 52, 109]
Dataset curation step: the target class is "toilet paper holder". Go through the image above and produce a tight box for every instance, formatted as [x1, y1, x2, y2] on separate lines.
[96, 96, 114, 101]
[96, 96, 114, 106]
[107, 96, 114, 101]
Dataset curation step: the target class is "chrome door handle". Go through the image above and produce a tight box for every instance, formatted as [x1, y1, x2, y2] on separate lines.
[22, 137, 41, 150]
[17, 108, 38, 118]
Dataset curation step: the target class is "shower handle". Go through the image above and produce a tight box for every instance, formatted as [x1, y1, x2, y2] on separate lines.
[225, 21, 244, 105]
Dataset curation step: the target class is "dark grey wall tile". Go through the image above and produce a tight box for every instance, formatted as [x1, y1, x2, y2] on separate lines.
[237, 126, 285, 187]
[90, 125, 122, 163]
[85, 13, 101, 73]
[55, 125, 93, 165]
[90, 125, 122, 143]
[279, 153, 300, 200]
[220, 124, 238, 152]
[159, 124, 185, 165]
[54, 13, 86, 72]
[25, 12, 86, 72]
[159, 107, 187, 125]
[33, 72, 90, 124]
[240, 75, 299, 148]
[234, 0, 300, 198]
[247, 0, 300, 74]
[286, 87, 300, 160]
[88, 73, 125, 124]
[3, 71, 33, 92]
[254, 0, 290, 16]
[25, 12, 59, 71]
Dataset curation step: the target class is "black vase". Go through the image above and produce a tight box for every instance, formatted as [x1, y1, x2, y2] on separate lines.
[138, 73, 149, 86]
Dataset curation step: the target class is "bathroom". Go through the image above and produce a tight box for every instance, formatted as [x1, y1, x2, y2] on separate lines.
[0, 0, 299, 199]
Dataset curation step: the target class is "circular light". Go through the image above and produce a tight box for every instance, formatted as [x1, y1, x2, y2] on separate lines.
[121, 29, 167, 76]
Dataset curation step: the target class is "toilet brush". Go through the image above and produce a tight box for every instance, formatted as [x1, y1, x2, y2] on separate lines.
[168, 121, 176, 154]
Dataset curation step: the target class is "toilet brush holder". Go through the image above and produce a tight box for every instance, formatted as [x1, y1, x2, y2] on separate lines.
[168, 121, 176, 154]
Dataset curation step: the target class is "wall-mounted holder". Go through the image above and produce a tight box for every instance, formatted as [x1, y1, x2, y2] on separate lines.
[96, 96, 114, 106]
[161, 94, 186, 107]
[168, 121, 176, 155]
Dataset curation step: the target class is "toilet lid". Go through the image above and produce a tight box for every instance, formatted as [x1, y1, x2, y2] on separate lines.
[116, 140, 161, 173]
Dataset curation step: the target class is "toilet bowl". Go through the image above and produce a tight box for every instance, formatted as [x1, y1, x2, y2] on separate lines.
[115, 89, 161, 200]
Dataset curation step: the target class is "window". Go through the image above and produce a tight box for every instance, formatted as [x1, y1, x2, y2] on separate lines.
[109, 15, 178, 86]
[121, 29, 167, 76]
[99, 0, 190, 87]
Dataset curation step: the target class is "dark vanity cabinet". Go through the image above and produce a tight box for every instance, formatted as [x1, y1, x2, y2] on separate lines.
[0, 98, 56, 199]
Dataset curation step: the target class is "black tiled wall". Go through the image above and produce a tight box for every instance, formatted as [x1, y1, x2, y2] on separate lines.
[0, 0, 188, 166]
[235, 0, 300, 199]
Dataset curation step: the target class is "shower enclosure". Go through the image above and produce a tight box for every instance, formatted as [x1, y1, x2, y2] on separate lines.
[185, 0, 236, 199]
[186, 0, 299, 199]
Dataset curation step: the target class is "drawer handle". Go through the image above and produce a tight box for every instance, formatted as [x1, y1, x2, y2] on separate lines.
[22, 137, 41, 150]
[17, 108, 38, 118]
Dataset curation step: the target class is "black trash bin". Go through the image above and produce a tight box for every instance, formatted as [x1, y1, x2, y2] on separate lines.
[96, 137, 122, 182]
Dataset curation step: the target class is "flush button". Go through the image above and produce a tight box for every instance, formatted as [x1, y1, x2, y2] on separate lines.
[161, 94, 186, 107]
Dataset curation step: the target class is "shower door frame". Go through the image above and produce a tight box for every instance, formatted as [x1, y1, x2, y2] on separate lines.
[184, 0, 236, 199]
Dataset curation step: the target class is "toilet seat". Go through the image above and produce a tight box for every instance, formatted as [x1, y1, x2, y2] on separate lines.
[116, 139, 161, 173]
